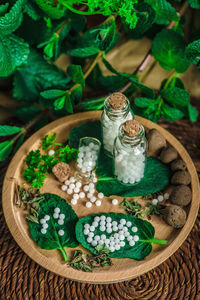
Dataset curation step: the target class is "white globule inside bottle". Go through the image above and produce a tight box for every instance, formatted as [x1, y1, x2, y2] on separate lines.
[113, 120, 148, 185]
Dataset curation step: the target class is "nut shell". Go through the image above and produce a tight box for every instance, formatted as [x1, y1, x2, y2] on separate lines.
[161, 205, 187, 228]
[170, 159, 186, 172]
[170, 185, 192, 206]
[171, 171, 191, 185]
[160, 146, 178, 164]
[147, 129, 166, 157]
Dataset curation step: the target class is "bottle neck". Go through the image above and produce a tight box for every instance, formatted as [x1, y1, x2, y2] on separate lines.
[118, 123, 145, 147]
[103, 96, 130, 121]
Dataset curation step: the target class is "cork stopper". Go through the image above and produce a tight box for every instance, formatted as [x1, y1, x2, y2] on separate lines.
[52, 162, 71, 182]
[123, 120, 140, 137]
[108, 92, 126, 110]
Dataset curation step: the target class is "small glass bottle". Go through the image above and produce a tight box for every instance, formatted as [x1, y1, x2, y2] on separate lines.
[101, 92, 134, 157]
[113, 120, 148, 184]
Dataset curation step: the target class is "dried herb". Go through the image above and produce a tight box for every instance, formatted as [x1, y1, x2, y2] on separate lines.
[69, 246, 112, 272]
[120, 198, 161, 219]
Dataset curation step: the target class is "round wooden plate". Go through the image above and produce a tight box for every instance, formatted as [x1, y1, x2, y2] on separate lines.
[2, 112, 199, 284]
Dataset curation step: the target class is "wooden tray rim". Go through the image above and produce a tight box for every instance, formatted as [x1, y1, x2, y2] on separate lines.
[2, 112, 200, 284]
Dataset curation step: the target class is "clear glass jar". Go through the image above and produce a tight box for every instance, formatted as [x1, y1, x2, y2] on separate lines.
[113, 122, 148, 184]
[101, 95, 133, 157]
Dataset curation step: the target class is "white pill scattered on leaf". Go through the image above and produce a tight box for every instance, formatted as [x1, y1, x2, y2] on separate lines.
[115, 244, 120, 250]
[89, 188, 95, 194]
[61, 185, 68, 192]
[87, 237, 92, 243]
[53, 213, 59, 219]
[58, 230, 64, 236]
[54, 207, 60, 214]
[126, 221, 132, 227]
[58, 219, 64, 225]
[88, 232, 94, 238]
[129, 240, 135, 246]
[84, 229, 89, 235]
[91, 241, 97, 247]
[133, 235, 139, 242]
[107, 228, 112, 234]
[43, 223, 48, 229]
[41, 228, 47, 234]
[40, 219, 46, 224]
[100, 215, 106, 221]
[100, 226, 105, 232]
[48, 149, 55, 156]
[94, 216, 100, 222]
[44, 215, 50, 221]
[90, 226, 95, 231]
[132, 226, 138, 233]
[86, 202, 92, 208]
[112, 199, 118, 205]
[94, 235, 100, 241]
[120, 219, 126, 225]
[84, 223, 90, 229]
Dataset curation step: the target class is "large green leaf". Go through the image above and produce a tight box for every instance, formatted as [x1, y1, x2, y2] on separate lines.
[0, 125, 22, 136]
[185, 39, 200, 64]
[29, 193, 79, 261]
[67, 64, 85, 86]
[40, 89, 66, 99]
[0, 34, 29, 77]
[187, 104, 198, 122]
[188, 0, 200, 9]
[145, 0, 178, 25]
[13, 49, 70, 101]
[0, 0, 26, 36]
[76, 213, 167, 260]
[69, 121, 171, 197]
[161, 103, 184, 121]
[34, 0, 67, 19]
[152, 29, 190, 73]
[0, 140, 14, 162]
[160, 87, 190, 107]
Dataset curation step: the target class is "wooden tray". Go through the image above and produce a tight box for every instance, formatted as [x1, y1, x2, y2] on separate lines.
[2, 112, 199, 284]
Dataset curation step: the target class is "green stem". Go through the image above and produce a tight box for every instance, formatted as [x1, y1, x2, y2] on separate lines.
[163, 70, 178, 89]
[59, 246, 69, 262]
[140, 238, 168, 245]
[60, 2, 102, 15]
[97, 177, 117, 182]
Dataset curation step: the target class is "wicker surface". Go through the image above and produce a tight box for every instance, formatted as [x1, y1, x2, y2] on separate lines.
[0, 112, 200, 299]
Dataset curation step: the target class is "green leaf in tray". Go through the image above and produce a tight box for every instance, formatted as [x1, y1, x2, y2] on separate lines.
[76, 213, 168, 260]
[69, 121, 171, 197]
[28, 193, 79, 262]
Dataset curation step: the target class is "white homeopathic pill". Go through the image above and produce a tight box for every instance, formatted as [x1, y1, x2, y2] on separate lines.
[87, 237, 92, 243]
[112, 199, 118, 205]
[100, 226, 106, 232]
[48, 149, 55, 156]
[94, 216, 100, 222]
[44, 215, 50, 221]
[152, 199, 158, 205]
[40, 218, 46, 224]
[86, 202, 92, 208]
[69, 183, 75, 189]
[89, 188, 95, 194]
[106, 228, 112, 234]
[58, 219, 64, 225]
[132, 226, 138, 232]
[54, 207, 60, 214]
[88, 232, 94, 238]
[115, 244, 120, 251]
[129, 240, 135, 246]
[71, 199, 77, 205]
[79, 192, 85, 199]
[100, 215, 106, 221]
[120, 219, 126, 225]
[164, 192, 169, 200]
[53, 213, 59, 219]
[90, 226, 95, 232]
[73, 194, 79, 200]
[98, 192, 104, 199]
[58, 230, 64, 236]
[43, 223, 48, 229]
[83, 185, 89, 192]
[76, 182, 82, 188]
[89, 183, 94, 189]
[133, 235, 139, 242]
[158, 195, 164, 202]
[64, 180, 70, 186]
[95, 200, 102, 206]
[69, 177, 76, 183]
[106, 217, 112, 223]
[61, 185, 68, 192]
[94, 235, 100, 241]
[90, 196, 96, 203]
[87, 193, 93, 199]
[84, 229, 89, 235]
[92, 221, 98, 227]
[41, 228, 47, 234]
[93, 177, 97, 183]
[91, 241, 98, 247]
[74, 187, 80, 193]
[67, 188, 73, 195]
[126, 221, 132, 227]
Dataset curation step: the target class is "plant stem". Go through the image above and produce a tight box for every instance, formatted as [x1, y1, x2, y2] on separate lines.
[59, 247, 69, 262]
[140, 238, 168, 245]
[163, 70, 178, 89]
[67, 51, 104, 94]
[13, 110, 47, 143]
[60, 1, 102, 15]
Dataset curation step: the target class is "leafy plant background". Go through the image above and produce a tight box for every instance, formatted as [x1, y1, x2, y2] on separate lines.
[0, 0, 200, 162]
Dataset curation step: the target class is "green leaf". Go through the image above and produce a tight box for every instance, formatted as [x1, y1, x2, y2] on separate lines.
[71, 85, 82, 104]
[0, 140, 14, 162]
[42, 132, 57, 150]
[34, 0, 67, 19]
[58, 145, 78, 163]
[13, 134, 25, 154]
[152, 29, 190, 73]
[76, 213, 167, 260]
[161, 103, 184, 121]
[67, 64, 85, 86]
[145, 0, 178, 25]
[67, 46, 100, 58]
[14, 105, 41, 123]
[0, 34, 29, 77]
[69, 121, 171, 197]
[24, 1, 43, 20]
[160, 77, 185, 90]
[0, 125, 22, 136]
[185, 39, 200, 64]
[40, 89, 66, 99]
[65, 93, 73, 113]
[13, 49, 70, 101]
[0, 0, 26, 36]
[29, 193, 79, 261]
[134, 97, 156, 108]
[187, 104, 198, 122]
[54, 95, 66, 110]
[80, 97, 105, 111]
[94, 17, 117, 52]
[0, 3, 9, 16]
[188, 0, 200, 9]
[160, 87, 190, 107]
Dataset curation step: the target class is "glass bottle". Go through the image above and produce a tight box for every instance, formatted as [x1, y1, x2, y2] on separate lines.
[113, 120, 148, 184]
[101, 92, 134, 157]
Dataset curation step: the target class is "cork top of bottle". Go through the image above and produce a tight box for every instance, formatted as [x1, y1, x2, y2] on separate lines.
[123, 120, 140, 137]
[108, 92, 126, 110]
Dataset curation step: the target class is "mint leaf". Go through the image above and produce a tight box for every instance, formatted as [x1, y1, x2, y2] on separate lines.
[80, 97, 105, 111]
[185, 39, 200, 64]
[94, 17, 117, 52]
[67, 46, 100, 58]
[187, 104, 198, 122]
[145, 0, 178, 25]
[152, 29, 190, 73]
[67, 64, 85, 86]
[0, 125, 22, 136]
[71, 85, 82, 104]
[53, 95, 66, 110]
[0, 140, 14, 161]
[0, 34, 29, 77]
[0, 0, 26, 36]
[34, 0, 66, 19]
[13, 49, 70, 101]
[42, 132, 57, 150]
[134, 97, 156, 108]
[40, 89, 66, 99]
[161, 103, 184, 121]
[160, 87, 190, 107]
[188, 0, 200, 9]
[65, 93, 73, 113]
[0, 3, 9, 16]
[24, 1, 43, 20]
[13, 134, 25, 154]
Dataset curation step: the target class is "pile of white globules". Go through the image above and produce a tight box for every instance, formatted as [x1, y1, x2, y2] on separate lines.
[77, 143, 99, 174]
[103, 112, 132, 155]
[61, 174, 104, 208]
[40, 208, 65, 236]
[114, 145, 146, 184]
[83, 215, 139, 252]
